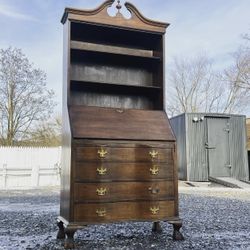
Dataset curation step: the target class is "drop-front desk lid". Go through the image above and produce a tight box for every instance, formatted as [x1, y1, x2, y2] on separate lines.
[69, 106, 175, 141]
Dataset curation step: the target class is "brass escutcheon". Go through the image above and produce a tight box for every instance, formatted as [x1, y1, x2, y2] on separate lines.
[96, 187, 107, 196]
[150, 206, 160, 215]
[96, 208, 106, 217]
[149, 150, 159, 159]
[148, 187, 160, 194]
[150, 165, 159, 175]
[98, 148, 108, 158]
[97, 166, 107, 175]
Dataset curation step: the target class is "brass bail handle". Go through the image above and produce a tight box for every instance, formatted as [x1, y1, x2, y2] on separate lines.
[150, 165, 159, 175]
[97, 166, 107, 175]
[150, 206, 160, 215]
[96, 187, 107, 196]
[98, 148, 108, 158]
[149, 150, 159, 160]
[96, 208, 106, 217]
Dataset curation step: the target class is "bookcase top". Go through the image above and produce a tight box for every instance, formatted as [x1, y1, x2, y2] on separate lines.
[61, 0, 169, 34]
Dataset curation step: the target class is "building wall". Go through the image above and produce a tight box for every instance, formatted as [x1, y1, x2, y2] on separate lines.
[247, 118, 250, 151]
[186, 113, 208, 181]
[169, 114, 187, 180]
[229, 116, 249, 181]
[170, 113, 249, 181]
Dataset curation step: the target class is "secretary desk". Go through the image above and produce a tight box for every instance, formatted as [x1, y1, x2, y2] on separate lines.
[57, 0, 184, 248]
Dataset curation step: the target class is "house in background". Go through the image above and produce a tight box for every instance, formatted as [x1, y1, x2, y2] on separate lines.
[170, 113, 249, 182]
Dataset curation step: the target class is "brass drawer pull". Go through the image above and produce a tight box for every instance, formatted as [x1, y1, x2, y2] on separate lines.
[96, 208, 106, 217]
[150, 165, 159, 175]
[150, 206, 160, 215]
[98, 148, 108, 158]
[96, 187, 107, 196]
[97, 166, 107, 175]
[148, 187, 160, 194]
[149, 150, 158, 159]
[116, 109, 124, 113]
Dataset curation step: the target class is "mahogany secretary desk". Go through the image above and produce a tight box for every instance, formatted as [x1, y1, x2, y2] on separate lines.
[58, 0, 184, 248]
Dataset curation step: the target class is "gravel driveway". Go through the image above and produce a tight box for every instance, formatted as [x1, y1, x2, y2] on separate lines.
[0, 186, 249, 250]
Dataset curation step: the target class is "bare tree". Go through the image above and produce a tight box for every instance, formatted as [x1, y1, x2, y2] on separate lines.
[0, 47, 55, 146]
[21, 116, 62, 147]
[219, 34, 250, 112]
[167, 54, 250, 117]
[222, 46, 250, 91]
[167, 55, 224, 116]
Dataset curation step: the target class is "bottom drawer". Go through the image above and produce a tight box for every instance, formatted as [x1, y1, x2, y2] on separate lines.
[74, 200, 175, 223]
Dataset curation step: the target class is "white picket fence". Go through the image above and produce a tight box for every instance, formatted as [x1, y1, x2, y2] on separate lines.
[0, 147, 61, 189]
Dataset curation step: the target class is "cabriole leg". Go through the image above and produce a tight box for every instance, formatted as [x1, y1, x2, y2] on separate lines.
[64, 229, 77, 249]
[172, 222, 184, 240]
[152, 221, 162, 233]
[57, 221, 65, 239]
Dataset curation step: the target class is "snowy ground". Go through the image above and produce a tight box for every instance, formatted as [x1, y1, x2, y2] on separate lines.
[0, 186, 250, 250]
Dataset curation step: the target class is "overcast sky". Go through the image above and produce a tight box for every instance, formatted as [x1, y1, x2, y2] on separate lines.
[0, 0, 249, 114]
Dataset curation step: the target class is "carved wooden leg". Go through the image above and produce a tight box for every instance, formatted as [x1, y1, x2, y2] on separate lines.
[57, 221, 65, 239]
[152, 221, 162, 233]
[172, 222, 184, 240]
[64, 229, 76, 249]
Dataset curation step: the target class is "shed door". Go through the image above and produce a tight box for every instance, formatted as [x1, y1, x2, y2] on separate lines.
[207, 117, 231, 177]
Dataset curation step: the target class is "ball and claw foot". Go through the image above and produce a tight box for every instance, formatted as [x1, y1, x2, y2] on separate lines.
[152, 222, 162, 233]
[56, 221, 65, 239]
[173, 223, 184, 241]
[64, 229, 76, 249]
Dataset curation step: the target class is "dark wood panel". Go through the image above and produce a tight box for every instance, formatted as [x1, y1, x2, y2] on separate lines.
[74, 200, 175, 223]
[60, 20, 72, 222]
[69, 21, 165, 50]
[74, 181, 174, 202]
[70, 106, 175, 141]
[70, 56, 155, 87]
[75, 146, 172, 162]
[74, 162, 173, 182]
[70, 88, 156, 110]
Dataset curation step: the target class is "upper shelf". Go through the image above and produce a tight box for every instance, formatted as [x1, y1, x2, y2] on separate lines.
[70, 40, 161, 60]
[70, 79, 162, 92]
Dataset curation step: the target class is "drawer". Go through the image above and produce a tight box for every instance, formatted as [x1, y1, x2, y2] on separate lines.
[74, 200, 175, 223]
[74, 162, 173, 181]
[75, 146, 172, 162]
[74, 181, 174, 202]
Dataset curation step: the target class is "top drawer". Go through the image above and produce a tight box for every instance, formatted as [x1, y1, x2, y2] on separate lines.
[75, 146, 173, 163]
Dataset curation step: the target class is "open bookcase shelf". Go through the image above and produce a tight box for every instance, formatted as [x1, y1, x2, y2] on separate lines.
[70, 40, 162, 61]
[70, 79, 162, 90]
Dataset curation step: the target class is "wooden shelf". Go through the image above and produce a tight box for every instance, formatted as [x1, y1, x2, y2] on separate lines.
[71, 41, 161, 60]
[70, 79, 161, 91]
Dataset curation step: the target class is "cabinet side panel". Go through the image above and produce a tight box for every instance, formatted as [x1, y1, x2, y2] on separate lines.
[60, 20, 72, 222]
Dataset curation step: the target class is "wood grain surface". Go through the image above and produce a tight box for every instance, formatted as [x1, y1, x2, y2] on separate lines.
[70, 106, 175, 141]
[74, 200, 175, 223]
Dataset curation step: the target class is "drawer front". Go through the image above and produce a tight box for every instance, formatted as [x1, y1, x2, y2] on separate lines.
[74, 181, 174, 202]
[74, 162, 173, 181]
[75, 146, 172, 163]
[74, 201, 175, 223]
